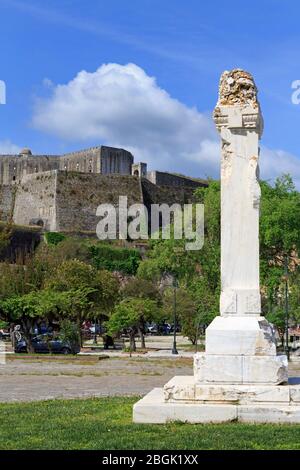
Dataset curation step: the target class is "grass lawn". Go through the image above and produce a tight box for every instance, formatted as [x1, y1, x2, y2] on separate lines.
[0, 397, 299, 450]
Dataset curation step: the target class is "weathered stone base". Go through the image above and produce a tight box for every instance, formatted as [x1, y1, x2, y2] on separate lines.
[194, 352, 288, 385]
[164, 376, 300, 404]
[133, 382, 300, 424]
[205, 316, 277, 356]
[194, 316, 289, 385]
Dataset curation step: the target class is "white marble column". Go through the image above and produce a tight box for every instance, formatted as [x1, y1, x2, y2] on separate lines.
[214, 70, 263, 316]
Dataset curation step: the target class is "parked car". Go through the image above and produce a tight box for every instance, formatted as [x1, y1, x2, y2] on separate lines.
[147, 323, 158, 335]
[15, 334, 80, 354]
[89, 324, 105, 335]
[170, 324, 181, 333]
[0, 329, 10, 341]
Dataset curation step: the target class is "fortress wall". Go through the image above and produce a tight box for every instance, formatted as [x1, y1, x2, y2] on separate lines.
[146, 170, 207, 189]
[13, 170, 57, 231]
[141, 178, 197, 207]
[0, 185, 13, 220]
[55, 172, 143, 232]
[60, 146, 134, 175]
[60, 147, 101, 173]
[0, 146, 134, 185]
[0, 155, 60, 185]
[100, 146, 133, 175]
[0, 156, 18, 185]
[141, 178, 198, 234]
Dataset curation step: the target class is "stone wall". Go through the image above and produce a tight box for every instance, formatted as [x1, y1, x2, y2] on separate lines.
[13, 170, 58, 231]
[60, 147, 101, 173]
[59, 146, 133, 175]
[141, 178, 197, 208]
[100, 146, 133, 175]
[0, 155, 60, 185]
[146, 170, 207, 189]
[0, 146, 134, 185]
[3, 169, 205, 235]
[0, 185, 14, 220]
[55, 172, 143, 232]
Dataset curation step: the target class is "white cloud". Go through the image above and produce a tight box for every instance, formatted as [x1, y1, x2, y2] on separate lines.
[260, 146, 300, 188]
[32, 63, 300, 186]
[32, 63, 218, 177]
[0, 140, 20, 154]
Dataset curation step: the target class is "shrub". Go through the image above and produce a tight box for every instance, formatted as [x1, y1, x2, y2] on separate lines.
[89, 244, 141, 275]
[59, 319, 80, 354]
[45, 232, 66, 246]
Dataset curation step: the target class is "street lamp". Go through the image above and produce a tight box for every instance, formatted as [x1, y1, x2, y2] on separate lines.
[172, 276, 178, 355]
[93, 318, 98, 345]
[284, 255, 290, 361]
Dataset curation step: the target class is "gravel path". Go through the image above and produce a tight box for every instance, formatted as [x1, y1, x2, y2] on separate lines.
[0, 357, 193, 402]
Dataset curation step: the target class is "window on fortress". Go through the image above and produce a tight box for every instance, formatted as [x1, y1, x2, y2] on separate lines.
[12, 176, 16, 181]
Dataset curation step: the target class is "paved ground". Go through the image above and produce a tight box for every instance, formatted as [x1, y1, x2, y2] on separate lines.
[0, 356, 193, 402]
[1, 356, 299, 403]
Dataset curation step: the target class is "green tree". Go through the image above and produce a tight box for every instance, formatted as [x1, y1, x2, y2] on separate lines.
[32, 238, 91, 281]
[136, 259, 161, 283]
[121, 278, 160, 347]
[189, 277, 219, 335]
[59, 319, 81, 354]
[89, 244, 141, 275]
[46, 259, 119, 344]
[122, 278, 159, 302]
[163, 287, 198, 343]
[260, 175, 300, 317]
[194, 180, 221, 291]
[0, 289, 69, 352]
[266, 307, 285, 347]
[107, 298, 161, 351]
[289, 278, 300, 324]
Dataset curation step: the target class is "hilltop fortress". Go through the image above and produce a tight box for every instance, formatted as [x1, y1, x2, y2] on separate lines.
[0, 145, 207, 233]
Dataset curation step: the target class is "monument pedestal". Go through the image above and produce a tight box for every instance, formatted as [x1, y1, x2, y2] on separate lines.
[133, 379, 300, 424]
[194, 316, 288, 385]
[133, 317, 300, 424]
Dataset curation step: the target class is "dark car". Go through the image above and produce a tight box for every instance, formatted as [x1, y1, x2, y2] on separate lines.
[0, 329, 10, 341]
[15, 334, 80, 354]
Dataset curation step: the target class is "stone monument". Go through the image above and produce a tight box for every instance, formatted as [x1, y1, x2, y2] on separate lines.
[133, 69, 300, 423]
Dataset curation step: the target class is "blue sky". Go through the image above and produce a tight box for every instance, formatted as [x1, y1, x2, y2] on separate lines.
[1, 0, 300, 184]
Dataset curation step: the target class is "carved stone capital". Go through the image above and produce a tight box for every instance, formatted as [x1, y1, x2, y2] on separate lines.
[214, 105, 263, 136]
[213, 69, 263, 136]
